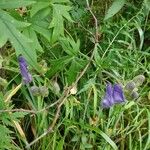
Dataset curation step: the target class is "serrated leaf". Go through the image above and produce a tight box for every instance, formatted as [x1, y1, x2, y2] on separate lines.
[0, 0, 36, 9]
[0, 125, 13, 147]
[0, 9, 31, 28]
[11, 112, 28, 121]
[0, 10, 39, 69]
[59, 37, 80, 56]
[104, 0, 126, 20]
[49, 4, 73, 42]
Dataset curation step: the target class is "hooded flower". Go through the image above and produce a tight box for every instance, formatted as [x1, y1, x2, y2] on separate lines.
[101, 83, 125, 108]
[18, 55, 32, 84]
[113, 84, 125, 103]
[101, 84, 114, 108]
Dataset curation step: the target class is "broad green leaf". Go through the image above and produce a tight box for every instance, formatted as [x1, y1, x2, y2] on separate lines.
[0, 9, 30, 28]
[23, 27, 43, 52]
[30, 2, 50, 17]
[31, 8, 51, 41]
[104, 0, 126, 20]
[49, 4, 73, 42]
[0, 0, 36, 9]
[0, 10, 39, 69]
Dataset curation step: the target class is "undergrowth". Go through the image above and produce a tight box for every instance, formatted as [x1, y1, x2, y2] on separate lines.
[0, 0, 150, 150]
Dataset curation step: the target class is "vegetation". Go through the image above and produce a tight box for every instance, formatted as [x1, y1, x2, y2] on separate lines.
[0, 0, 150, 149]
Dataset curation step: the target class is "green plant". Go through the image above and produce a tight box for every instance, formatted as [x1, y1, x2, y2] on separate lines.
[0, 0, 150, 149]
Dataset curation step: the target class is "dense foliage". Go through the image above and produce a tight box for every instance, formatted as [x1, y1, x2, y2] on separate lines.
[0, 0, 150, 149]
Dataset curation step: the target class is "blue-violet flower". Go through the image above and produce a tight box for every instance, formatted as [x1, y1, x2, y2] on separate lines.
[102, 83, 125, 108]
[18, 55, 32, 84]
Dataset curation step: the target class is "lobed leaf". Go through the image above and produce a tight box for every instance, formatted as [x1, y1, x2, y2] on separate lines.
[0, 9, 39, 69]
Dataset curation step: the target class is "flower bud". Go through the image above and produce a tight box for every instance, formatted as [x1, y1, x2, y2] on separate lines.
[131, 91, 139, 100]
[39, 86, 49, 97]
[30, 86, 40, 96]
[133, 75, 145, 87]
[125, 80, 136, 91]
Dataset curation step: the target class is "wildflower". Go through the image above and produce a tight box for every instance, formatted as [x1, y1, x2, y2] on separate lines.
[101, 84, 114, 108]
[18, 55, 32, 84]
[101, 83, 125, 108]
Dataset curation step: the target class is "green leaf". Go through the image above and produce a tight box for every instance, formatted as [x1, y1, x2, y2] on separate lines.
[0, 0, 36, 9]
[66, 58, 86, 85]
[0, 125, 14, 149]
[46, 56, 72, 78]
[31, 8, 51, 41]
[0, 24, 7, 47]
[49, 4, 73, 42]
[145, 0, 150, 10]
[0, 10, 39, 69]
[104, 0, 126, 20]
[30, 1, 50, 17]
[23, 27, 43, 52]
[59, 37, 80, 56]
[0, 9, 30, 28]
[56, 139, 64, 150]
[11, 112, 28, 121]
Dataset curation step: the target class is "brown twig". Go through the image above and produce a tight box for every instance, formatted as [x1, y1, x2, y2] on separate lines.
[86, 0, 99, 43]
[0, 109, 36, 114]
[0, 100, 60, 114]
[26, 1, 99, 149]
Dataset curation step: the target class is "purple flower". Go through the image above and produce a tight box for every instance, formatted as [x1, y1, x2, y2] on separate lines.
[101, 83, 125, 108]
[18, 55, 32, 84]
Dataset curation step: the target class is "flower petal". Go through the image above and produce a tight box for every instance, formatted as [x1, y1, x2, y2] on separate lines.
[18, 55, 32, 84]
[113, 84, 125, 103]
[101, 83, 114, 108]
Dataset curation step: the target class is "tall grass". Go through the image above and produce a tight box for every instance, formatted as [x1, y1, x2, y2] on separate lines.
[0, 0, 150, 150]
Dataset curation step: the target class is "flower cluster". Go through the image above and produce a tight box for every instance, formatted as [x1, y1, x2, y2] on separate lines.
[101, 83, 125, 108]
[125, 75, 145, 100]
[30, 86, 49, 97]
